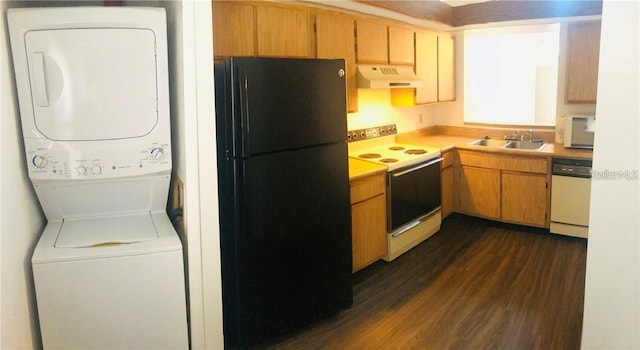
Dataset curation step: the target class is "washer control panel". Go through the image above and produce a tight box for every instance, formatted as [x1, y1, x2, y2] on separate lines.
[25, 139, 171, 180]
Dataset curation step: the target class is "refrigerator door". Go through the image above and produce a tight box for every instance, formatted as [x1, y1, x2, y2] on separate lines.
[221, 57, 348, 157]
[222, 142, 352, 347]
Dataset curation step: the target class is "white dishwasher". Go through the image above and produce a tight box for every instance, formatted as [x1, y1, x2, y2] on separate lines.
[550, 157, 592, 238]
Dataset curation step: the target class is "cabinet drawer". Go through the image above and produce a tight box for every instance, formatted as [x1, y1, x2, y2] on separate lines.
[350, 173, 385, 204]
[441, 150, 454, 169]
[458, 150, 547, 174]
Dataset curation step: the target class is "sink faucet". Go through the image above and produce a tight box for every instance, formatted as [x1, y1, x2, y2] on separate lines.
[504, 129, 522, 141]
[524, 129, 533, 142]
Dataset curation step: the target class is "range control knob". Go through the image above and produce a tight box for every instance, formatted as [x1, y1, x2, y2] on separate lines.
[32, 155, 47, 168]
[150, 147, 165, 161]
[92, 166, 102, 175]
[77, 166, 87, 176]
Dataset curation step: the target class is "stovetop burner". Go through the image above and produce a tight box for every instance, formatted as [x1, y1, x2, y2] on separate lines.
[349, 140, 441, 172]
[359, 153, 382, 159]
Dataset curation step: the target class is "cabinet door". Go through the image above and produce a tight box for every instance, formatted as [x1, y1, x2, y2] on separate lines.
[457, 166, 500, 219]
[501, 172, 548, 227]
[356, 19, 388, 64]
[437, 33, 455, 102]
[256, 5, 311, 58]
[316, 12, 357, 113]
[352, 194, 387, 272]
[566, 21, 601, 103]
[212, 1, 256, 59]
[441, 165, 454, 219]
[388, 26, 414, 66]
[415, 31, 438, 104]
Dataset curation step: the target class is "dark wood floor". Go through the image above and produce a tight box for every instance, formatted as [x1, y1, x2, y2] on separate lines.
[250, 213, 587, 350]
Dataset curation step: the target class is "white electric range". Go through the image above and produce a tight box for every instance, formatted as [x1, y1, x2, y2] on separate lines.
[348, 124, 443, 261]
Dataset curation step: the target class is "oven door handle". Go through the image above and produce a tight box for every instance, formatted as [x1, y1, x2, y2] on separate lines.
[392, 157, 443, 177]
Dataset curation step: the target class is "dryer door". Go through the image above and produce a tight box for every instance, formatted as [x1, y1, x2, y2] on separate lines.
[24, 28, 158, 141]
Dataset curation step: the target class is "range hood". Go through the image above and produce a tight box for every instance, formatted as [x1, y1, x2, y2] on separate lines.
[357, 65, 424, 89]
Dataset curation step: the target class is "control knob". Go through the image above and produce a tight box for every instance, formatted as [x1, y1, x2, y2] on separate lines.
[32, 155, 47, 168]
[150, 147, 165, 160]
[92, 166, 102, 175]
[77, 166, 87, 176]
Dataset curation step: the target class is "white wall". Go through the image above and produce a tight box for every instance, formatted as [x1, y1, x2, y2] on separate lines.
[0, 1, 47, 348]
[581, 0, 639, 348]
[163, 1, 223, 348]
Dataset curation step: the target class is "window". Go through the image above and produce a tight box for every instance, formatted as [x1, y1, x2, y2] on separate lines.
[463, 24, 560, 126]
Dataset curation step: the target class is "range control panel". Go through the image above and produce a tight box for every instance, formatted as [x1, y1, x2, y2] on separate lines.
[347, 124, 397, 142]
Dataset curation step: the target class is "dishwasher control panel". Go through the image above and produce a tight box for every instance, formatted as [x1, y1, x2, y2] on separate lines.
[552, 157, 592, 178]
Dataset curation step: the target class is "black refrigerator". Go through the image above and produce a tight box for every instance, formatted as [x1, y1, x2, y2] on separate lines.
[214, 57, 353, 348]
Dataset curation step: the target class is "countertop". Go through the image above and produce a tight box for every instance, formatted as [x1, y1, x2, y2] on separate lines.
[398, 134, 594, 160]
[348, 158, 387, 181]
[348, 130, 593, 181]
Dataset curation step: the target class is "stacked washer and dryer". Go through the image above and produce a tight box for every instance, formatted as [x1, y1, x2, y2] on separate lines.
[8, 7, 188, 349]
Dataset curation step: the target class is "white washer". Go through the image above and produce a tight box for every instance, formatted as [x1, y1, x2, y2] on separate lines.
[8, 7, 188, 349]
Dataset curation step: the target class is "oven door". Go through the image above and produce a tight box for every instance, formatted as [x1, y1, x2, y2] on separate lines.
[387, 157, 442, 233]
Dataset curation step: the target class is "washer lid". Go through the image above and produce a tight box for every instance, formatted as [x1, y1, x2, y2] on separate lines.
[24, 28, 158, 141]
[55, 214, 158, 248]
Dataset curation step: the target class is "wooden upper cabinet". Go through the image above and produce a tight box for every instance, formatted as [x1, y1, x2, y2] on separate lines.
[316, 12, 357, 113]
[437, 33, 455, 102]
[256, 5, 312, 58]
[388, 26, 414, 66]
[212, 1, 256, 59]
[356, 19, 388, 64]
[566, 21, 601, 103]
[415, 30, 438, 104]
[412, 30, 455, 105]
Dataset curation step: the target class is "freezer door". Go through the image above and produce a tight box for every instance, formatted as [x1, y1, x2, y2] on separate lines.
[222, 142, 352, 347]
[223, 57, 348, 157]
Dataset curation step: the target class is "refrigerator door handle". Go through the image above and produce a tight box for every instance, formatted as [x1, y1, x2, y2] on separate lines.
[239, 70, 250, 156]
[238, 162, 250, 238]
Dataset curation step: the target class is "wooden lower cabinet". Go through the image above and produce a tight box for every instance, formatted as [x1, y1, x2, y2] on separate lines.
[456, 150, 550, 228]
[351, 194, 386, 272]
[441, 166, 454, 218]
[440, 151, 455, 219]
[350, 173, 386, 272]
[501, 172, 548, 227]
[457, 165, 501, 220]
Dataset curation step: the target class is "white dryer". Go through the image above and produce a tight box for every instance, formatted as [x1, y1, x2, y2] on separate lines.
[8, 7, 188, 349]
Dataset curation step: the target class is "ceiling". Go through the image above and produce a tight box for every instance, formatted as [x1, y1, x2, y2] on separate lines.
[439, 0, 491, 7]
[356, 0, 603, 27]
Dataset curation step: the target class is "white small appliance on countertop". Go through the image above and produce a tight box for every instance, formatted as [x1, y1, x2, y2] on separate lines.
[564, 115, 596, 149]
[8, 7, 188, 349]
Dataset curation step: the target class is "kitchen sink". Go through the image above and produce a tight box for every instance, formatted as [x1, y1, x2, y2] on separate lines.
[468, 138, 547, 151]
[468, 139, 511, 147]
[504, 140, 547, 150]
